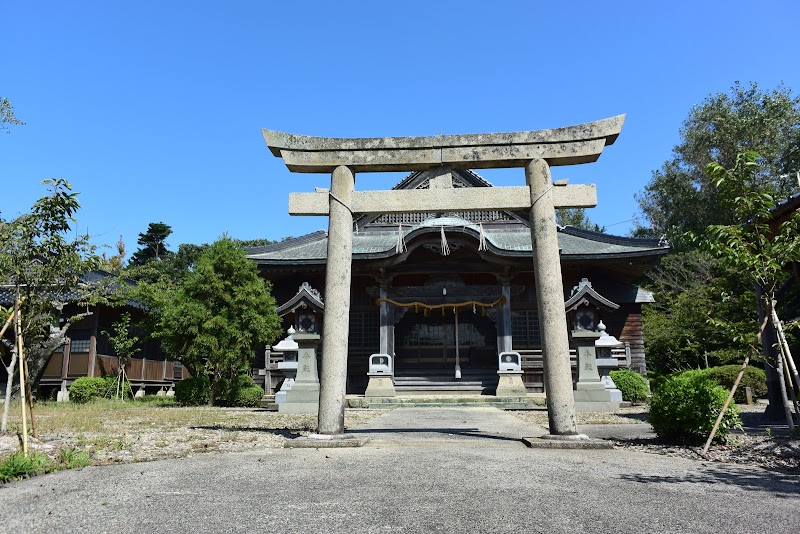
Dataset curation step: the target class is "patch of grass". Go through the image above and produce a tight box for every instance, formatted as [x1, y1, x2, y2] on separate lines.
[57, 447, 91, 469]
[0, 451, 54, 482]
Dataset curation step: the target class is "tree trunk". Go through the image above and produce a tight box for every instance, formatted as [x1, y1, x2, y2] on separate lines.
[1, 353, 16, 432]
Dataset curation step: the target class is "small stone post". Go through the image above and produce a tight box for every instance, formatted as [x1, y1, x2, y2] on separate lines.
[317, 165, 355, 435]
[526, 158, 578, 435]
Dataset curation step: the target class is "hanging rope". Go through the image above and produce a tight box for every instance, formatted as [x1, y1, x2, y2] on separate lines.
[440, 226, 450, 256]
[478, 223, 488, 251]
[375, 296, 504, 311]
[395, 224, 406, 254]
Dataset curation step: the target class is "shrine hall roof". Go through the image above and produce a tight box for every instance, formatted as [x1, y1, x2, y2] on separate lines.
[244, 223, 667, 264]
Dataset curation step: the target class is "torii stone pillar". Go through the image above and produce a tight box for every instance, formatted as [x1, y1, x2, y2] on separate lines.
[263, 114, 624, 437]
[526, 159, 577, 433]
[317, 165, 354, 434]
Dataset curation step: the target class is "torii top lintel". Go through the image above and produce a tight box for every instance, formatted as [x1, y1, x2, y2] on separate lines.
[262, 115, 625, 173]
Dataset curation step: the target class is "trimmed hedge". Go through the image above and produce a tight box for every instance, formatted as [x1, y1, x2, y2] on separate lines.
[69, 377, 110, 403]
[229, 386, 264, 407]
[649, 372, 741, 444]
[702, 365, 767, 403]
[70, 376, 130, 403]
[609, 369, 650, 403]
[175, 376, 211, 406]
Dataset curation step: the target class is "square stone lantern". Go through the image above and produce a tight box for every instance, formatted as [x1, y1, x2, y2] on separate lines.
[496, 351, 527, 397]
[365, 354, 396, 398]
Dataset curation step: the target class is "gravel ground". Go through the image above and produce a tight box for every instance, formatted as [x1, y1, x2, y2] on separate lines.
[511, 404, 800, 472]
[2, 403, 798, 475]
[0, 407, 387, 467]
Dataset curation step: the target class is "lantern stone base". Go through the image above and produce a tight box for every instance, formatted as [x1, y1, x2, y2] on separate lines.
[574, 386, 625, 412]
[278, 381, 320, 414]
[364, 374, 396, 398]
[496, 371, 528, 397]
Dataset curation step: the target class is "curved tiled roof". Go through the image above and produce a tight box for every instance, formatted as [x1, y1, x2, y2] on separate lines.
[246, 223, 668, 264]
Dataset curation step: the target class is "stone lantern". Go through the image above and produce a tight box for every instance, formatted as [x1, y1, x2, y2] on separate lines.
[564, 278, 624, 411]
[594, 321, 624, 402]
[273, 327, 299, 404]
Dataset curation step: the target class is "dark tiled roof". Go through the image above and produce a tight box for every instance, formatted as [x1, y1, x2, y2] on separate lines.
[247, 222, 668, 264]
[248, 170, 668, 265]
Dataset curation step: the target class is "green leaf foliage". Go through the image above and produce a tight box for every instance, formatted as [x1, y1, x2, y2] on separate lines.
[69, 377, 114, 403]
[174, 376, 210, 406]
[649, 372, 741, 445]
[608, 369, 650, 403]
[0, 179, 103, 384]
[635, 82, 800, 242]
[701, 365, 767, 403]
[155, 237, 282, 405]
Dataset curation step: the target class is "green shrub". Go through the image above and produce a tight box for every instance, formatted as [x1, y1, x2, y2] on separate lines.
[229, 386, 264, 407]
[609, 369, 650, 403]
[702, 365, 767, 403]
[69, 377, 111, 403]
[649, 373, 741, 444]
[0, 451, 53, 482]
[175, 376, 210, 406]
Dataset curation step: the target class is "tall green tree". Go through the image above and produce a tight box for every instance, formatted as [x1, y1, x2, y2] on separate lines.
[635, 82, 800, 244]
[0, 179, 101, 430]
[154, 237, 281, 405]
[701, 152, 800, 427]
[129, 222, 173, 266]
[556, 208, 604, 232]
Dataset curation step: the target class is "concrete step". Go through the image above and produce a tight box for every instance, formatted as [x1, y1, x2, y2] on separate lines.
[346, 394, 546, 410]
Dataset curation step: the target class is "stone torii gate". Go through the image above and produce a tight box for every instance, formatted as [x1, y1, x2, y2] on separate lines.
[263, 115, 625, 438]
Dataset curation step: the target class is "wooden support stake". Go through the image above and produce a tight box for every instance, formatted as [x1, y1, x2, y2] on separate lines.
[0, 310, 15, 339]
[14, 294, 28, 456]
[772, 307, 800, 394]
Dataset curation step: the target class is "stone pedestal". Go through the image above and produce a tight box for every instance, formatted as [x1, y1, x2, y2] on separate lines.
[496, 371, 527, 397]
[572, 330, 621, 411]
[279, 333, 321, 414]
[364, 374, 396, 398]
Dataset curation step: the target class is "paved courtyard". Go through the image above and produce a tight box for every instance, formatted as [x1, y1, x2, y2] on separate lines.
[1, 407, 798, 533]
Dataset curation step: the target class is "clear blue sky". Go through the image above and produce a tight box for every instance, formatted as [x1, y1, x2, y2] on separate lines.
[3, 1, 799, 258]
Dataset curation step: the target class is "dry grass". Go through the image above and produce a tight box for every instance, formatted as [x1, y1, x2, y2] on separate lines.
[0, 398, 386, 467]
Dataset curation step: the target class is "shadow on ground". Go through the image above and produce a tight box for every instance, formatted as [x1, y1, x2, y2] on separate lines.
[347, 427, 525, 443]
[191, 426, 306, 438]
[620, 463, 799, 497]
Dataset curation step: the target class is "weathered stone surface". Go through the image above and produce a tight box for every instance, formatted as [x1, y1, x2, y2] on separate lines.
[263, 115, 624, 173]
[289, 184, 597, 215]
[526, 158, 578, 436]
[364, 375, 397, 398]
[279, 333, 321, 415]
[317, 166, 354, 435]
[264, 115, 623, 154]
[495, 371, 527, 397]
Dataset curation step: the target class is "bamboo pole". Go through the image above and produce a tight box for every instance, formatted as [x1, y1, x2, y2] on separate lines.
[778, 344, 799, 428]
[21, 344, 38, 439]
[772, 307, 800, 393]
[0, 310, 15, 339]
[14, 293, 28, 456]
[703, 314, 769, 454]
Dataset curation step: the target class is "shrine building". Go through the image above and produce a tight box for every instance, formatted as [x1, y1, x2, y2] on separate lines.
[245, 168, 667, 396]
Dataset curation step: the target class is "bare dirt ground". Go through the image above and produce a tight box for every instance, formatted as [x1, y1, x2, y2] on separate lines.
[1, 400, 798, 473]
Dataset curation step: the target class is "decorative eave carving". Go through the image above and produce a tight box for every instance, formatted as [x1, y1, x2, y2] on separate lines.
[276, 282, 325, 317]
[564, 278, 620, 312]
